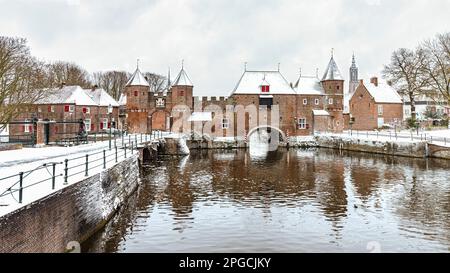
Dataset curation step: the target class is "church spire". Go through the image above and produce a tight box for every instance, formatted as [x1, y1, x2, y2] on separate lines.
[167, 67, 171, 90]
[349, 52, 359, 95]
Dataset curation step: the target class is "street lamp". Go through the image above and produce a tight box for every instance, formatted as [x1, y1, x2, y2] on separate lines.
[108, 104, 113, 150]
[349, 117, 355, 136]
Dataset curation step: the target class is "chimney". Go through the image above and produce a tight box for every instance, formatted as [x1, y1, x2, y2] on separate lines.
[60, 82, 66, 89]
[359, 79, 364, 85]
[91, 84, 98, 91]
[370, 77, 378, 87]
[387, 80, 393, 87]
[144, 76, 149, 82]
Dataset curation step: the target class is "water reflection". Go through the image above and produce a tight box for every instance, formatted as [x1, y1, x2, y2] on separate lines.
[83, 149, 450, 253]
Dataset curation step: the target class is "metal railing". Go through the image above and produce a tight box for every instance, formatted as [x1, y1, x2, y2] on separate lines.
[0, 130, 169, 205]
[338, 130, 449, 145]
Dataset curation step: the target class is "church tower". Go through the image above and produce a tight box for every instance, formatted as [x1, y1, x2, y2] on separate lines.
[321, 50, 344, 133]
[349, 53, 359, 96]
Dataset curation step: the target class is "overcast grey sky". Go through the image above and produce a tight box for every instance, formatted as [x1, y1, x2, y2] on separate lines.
[0, 0, 449, 96]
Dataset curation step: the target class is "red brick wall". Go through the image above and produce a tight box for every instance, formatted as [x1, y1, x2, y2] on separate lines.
[321, 80, 344, 133]
[125, 85, 149, 133]
[151, 110, 168, 131]
[0, 156, 139, 253]
[350, 84, 403, 130]
[379, 103, 403, 126]
[350, 84, 378, 130]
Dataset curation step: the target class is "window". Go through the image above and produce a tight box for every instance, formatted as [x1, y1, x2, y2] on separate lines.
[24, 119, 30, 133]
[328, 98, 333, 105]
[259, 97, 273, 109]
[48, 105, 55, 113]
[84, 119, 91, 132]
[315, 98, 320, 105]
[101, 118, 109, 130]
[378, 105, 383, 116]
[303, 99, 308, 105]
[261, 85, 270, 92]
[83, 107, 90, 114]
[222, 118, 229, 129]
[38, 107, 42, 113]
[337, 85, 339, 90]
[180, 90, 184, 96]
[65, 105, 74, 112]
[134, 91, 138, 96]
[298, 118, 306, 129]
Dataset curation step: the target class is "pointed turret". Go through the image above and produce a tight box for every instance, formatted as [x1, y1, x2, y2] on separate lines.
[322, 57, 343, 81]
[171, 61, 194, 110]
[126, 65, 149, 87]
[172, 64, 193, 87]
[320, 49, 344, 133]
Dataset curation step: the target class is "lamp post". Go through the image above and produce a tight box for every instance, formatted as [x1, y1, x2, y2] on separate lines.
[108, 104, 113, 150]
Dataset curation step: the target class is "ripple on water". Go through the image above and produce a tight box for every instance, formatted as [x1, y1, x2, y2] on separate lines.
[82, 149, 450, 253]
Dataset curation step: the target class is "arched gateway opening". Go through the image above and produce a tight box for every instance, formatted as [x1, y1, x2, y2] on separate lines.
[247, 126, 286, 143]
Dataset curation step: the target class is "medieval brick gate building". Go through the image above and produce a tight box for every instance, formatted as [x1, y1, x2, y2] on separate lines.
[121, 54, 346, 138]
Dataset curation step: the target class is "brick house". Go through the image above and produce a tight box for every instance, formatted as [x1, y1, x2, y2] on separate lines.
[349, 77, 403, 130]
[9, 85, 119, 144]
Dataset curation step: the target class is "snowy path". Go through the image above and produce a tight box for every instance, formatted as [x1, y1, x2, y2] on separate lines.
[0, 132, 168, 217]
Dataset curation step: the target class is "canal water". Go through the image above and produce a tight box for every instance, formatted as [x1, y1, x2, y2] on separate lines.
[83, 148, 450, 253]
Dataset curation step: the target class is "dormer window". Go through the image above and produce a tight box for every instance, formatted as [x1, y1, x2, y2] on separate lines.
[261, 85, 270, 93]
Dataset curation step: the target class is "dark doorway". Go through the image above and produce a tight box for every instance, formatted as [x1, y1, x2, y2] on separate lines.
[44, 120, 50, 145]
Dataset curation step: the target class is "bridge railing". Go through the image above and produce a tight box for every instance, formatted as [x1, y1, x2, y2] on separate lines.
[0, 131, 170, 208]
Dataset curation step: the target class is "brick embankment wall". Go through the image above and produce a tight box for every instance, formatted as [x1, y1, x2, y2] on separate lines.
[0, 155, 140, 253]
[315, 135, 427, 158]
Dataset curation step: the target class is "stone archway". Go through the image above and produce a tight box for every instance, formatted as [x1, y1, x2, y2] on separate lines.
[247, 125, 286, 143]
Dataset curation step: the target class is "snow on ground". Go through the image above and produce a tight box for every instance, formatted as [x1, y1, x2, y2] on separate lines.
[0, 132, 169, 217]
[323, 129, 450, 147]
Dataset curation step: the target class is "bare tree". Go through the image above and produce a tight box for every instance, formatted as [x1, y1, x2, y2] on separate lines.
[0, 37, 48, 129]
[93, 71, 129, 100]
[47, 61, 92, 88]
[422, 32, 450, 107]
[143, 72, 167, 93]
[383, 48, 429, 124]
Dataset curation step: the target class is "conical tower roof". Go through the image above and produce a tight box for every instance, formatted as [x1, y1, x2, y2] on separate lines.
[322, 54, 343, 81]
[126, 67, 149, 87]
[173, 65, 193, 87]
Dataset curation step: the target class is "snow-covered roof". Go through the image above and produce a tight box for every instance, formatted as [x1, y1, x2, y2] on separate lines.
[296, 76, 325, 95]
[85, 88, 120, 107]
[365, 82, 403, 104]
[231, 71, 296, 95]
[313, 110, 330, 116]
[173, 68, 193, 86]
[322, 56, 343, 81]
[118, 93, 127, 106]
[188, 112, 212, 122]
[35, 86, 98, 106]
[126, 68, 149, 87]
